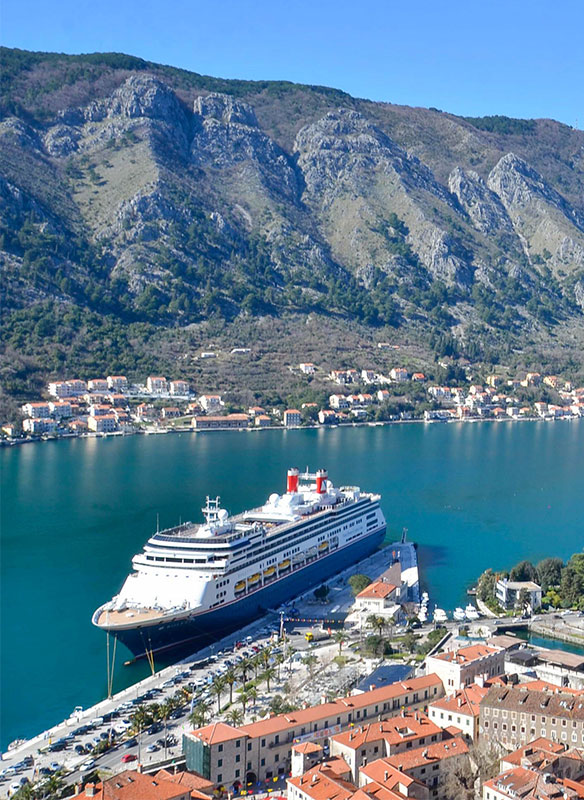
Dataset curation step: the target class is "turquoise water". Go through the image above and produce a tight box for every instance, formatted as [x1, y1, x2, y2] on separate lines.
[1, 421, 583, 748]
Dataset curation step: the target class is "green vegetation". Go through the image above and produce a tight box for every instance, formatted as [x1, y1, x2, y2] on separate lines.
[476, 552, 584, 612]
[461, 115, 537, 135]
[349, 574, 372, 596]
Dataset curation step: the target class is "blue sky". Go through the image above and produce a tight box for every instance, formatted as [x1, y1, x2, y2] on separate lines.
[2, 0, 582, 127]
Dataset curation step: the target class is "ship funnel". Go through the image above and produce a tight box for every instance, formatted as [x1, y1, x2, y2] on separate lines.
[287, 468, 299, 493]
[316, 469, 328, 494]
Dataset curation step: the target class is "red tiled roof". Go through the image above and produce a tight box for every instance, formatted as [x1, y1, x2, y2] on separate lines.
[385, 734, 469, 771]
[190, 722, 243, 745]
[429, 683, 488, 716]
[431, 644, 500, 664]
[357, 581, 397, 600]
[331, 712, 440, 750]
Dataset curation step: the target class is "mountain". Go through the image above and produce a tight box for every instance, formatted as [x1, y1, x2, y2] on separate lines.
[1, 48, 584, 410]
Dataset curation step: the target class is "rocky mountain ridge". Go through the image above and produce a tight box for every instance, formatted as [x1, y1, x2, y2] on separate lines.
[1, 48, 584, 404]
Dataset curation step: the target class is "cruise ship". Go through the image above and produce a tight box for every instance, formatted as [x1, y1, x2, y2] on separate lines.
[93, 468, 386, 657]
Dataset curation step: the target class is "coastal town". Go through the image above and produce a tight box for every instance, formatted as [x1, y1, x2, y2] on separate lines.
[3, 356, 584, 443]
[2, 535, 584, 799]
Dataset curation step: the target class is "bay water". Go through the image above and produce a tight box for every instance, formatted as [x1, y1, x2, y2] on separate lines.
[1, 420, 583, 748]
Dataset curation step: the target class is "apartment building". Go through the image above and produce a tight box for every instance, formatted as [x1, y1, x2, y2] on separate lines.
[329, 711, 443, 781]
[479, 686, 584, 750]
[425, 644, 505, 691]
[147, 376, 168, 393]
[427, 683, 488, 740]
[184, 675, 444, 788]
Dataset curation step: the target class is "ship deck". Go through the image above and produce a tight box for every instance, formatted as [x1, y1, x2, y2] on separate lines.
[95, 606, 165, 628]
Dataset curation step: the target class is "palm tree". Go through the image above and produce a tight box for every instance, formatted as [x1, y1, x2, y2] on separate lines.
[246, 686, 258, 710]
[263, 666, 277, 692]
[211, 675, 226, 713]
[275, 651, 286, 681]
[333, 630, 345, 656]
[239, 657, 251, 686]
[367, 614, 386, 637]
[238, 689, 249, 716]
[224, 668, 237, 704]
[225, 708, 243, 726]
[261, 647, 272, 670]
[302, 654, 318, 678]
[189, 698, 211, 728]
[251, 653, 262, 681]
[130, 704, 151, 733]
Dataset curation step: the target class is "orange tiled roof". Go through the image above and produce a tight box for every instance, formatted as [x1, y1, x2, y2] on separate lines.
[431, 644, 500, 664]
[191, 722, 243, 745]
[429, 683, 488, 716]
[356, 580, 397, 600]
[331, 712, 440, 750]
[155, 769, 214, 798]
[385, 734, 469, 771]
[91, 770, 189, 800]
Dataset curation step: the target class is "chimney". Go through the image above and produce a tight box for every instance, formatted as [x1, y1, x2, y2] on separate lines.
[384, 771, 389, 782]
[287, 468, 299, 493]
[85, 785, 96, 798]
[316, 469, 328, 494]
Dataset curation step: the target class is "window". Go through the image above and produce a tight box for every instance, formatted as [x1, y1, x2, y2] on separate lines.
[261, 759, 265, 767]
[248, 743, 252, 751]
[275, 755, 279, 763]
[218, 759, 223, 767]
[218, 744, 223, 752]
[236, 740, 241, 747]
[236, 755, 240, 763]
[235, 770, 240, 778]
[261, 739, 266, 747]
[217, 774, 222, 783]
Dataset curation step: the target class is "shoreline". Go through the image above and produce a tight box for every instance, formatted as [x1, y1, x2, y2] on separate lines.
[2, 413, 582, 449]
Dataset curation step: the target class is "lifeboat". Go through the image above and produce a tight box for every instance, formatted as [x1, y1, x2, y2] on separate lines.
[318, 541, 329, 551]
[264, 566, 276, 578]
[278, 559, 291, 571]
[248, 573, 261, 585]
[235, 581, 246, 593]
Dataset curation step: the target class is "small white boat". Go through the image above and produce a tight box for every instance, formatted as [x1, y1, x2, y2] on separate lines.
[421, 591, 429, 601]
[453, 607, 466, 621]
[465, 604, 480, 620]
[433, 608, 448, 623]
[418, 608, 428, 622]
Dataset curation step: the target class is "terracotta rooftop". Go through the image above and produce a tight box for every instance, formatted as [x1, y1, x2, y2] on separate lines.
[357, 581, 397, 600]
[89, 770, 189, 800]
[385, 733, 469, 771]
[429, 683, 488, 716]
[483, 766, 584, 799]
[292, 742, 323, 754]
[190, 722, 244, 745]
[331, 711, 440, 750]
[155, 770, 214, 797]
[287, 762, 354, 800]
[430, 644, 501, 665]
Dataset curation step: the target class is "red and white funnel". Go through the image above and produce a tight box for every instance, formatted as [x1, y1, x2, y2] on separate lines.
[316, 469, 328, 494]
[287, 468, 299, 493]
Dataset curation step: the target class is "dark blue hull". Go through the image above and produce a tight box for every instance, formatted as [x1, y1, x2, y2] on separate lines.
[112, 526, 385, 658]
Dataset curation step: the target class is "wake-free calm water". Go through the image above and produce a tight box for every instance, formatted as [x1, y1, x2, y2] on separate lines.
[1, 421, 583, 749]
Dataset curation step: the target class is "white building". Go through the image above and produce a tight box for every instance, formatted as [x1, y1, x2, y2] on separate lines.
[147, 376, 168, 394]
[329, 394, 349, 410]
[23, 418, 57, 434]
[21, 402, 51, 418]
[425, 644, 505, 691]
[88, 379, 109, 392]
[496, 579, 542, 612]
[106, 376, 128, 391]
[169, 380, 190, 395]
[199, 394, 223, 412]
[299, 363, 316, 375]
[48, 381, 70, 398]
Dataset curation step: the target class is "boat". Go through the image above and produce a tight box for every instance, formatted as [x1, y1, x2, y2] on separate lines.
[93, 467, 386, 658]
[465, 603, 480, 620]
[417, 608, 428, 623]
[453, 607, 466, 622]
[433, 608, 448, 623]
[263, 566, 276, 578]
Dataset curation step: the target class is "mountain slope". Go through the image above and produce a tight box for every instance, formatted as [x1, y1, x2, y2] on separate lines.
[1, 48, 584, 409]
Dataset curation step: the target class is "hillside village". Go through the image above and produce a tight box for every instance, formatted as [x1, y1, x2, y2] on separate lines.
[4, 357, 584, 442]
